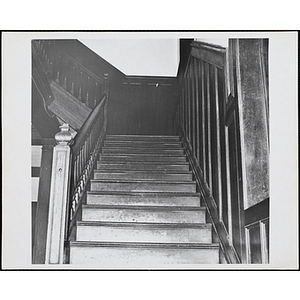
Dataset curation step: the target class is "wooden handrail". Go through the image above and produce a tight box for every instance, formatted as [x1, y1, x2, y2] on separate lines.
[72, 93, 107, 153]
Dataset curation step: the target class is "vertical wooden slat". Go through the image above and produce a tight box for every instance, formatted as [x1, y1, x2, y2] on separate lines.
[185, 79, 188, 135]
[206, 63, 212, 190]
[214, 66, 223, 219]
[201, 59, 206, 181]
[194, 58, 200, 162]
[190, 59, 195, 154]
[225, 126, 233, 243]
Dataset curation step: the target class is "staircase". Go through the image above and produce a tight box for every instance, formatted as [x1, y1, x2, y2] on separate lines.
[69, 135, 219, 266]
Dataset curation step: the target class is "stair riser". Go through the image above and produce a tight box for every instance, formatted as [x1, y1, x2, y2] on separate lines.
[93, 172, 193, 181]
[97, 163, 190, 171]
[90, 181, 196, 193]
[99, 156, 186, 163]
[106, 135, 180, 142]
[77, 225, 212, 243]
[82, 208, 205, 223]
[87, 194, 200, 207]
[102, 148, 184, 154]
[70, 246, 219, 265]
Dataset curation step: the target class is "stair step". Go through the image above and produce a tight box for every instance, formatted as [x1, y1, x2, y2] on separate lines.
[90, 180, 196, 193]
[82, 205, 206, 223]
[99, 154, 186, 163]
[69, 241, 219, 265]
[93, 171, 193, 181]
[76, 221, 212, 243]
[102, 147, 184, 154]
[87, 191, 201, 207]
[106, 135, 180, 142]
[104, 141, 182, 148]
[97, 162, 190, 171]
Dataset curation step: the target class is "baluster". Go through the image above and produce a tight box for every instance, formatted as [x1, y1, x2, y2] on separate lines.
[70, 65, 76, 95]
[78, 87, 82, 101]
[63, 77, 67, 90]
[62, 60, 68, 90]
[85, 76, 90, 107]
[70, 82, 75, 95]
[54, 55, 61, 84]
[94, 81, 99, 107]
[78, 72, 83, 101]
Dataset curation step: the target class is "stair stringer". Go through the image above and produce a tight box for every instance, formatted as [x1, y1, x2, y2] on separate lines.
[49, 80, 92, 132]
[179, 126, 240, 264]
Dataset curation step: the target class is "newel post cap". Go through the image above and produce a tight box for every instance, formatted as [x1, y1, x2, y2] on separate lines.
[55, 123, 74, 145]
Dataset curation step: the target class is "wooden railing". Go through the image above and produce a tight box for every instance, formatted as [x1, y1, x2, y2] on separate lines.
[175, 41, 240, 263]
[34, 40, 105, 109]
[175, 40, 269, 264]
[45, 77, 108, 264]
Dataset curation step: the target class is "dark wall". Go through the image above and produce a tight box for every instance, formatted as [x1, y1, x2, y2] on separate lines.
[107, 76, 178, 135]
[53, 40, 178, 135]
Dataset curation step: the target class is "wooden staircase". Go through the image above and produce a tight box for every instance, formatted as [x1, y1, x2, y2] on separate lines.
[69, 135, 219, 266]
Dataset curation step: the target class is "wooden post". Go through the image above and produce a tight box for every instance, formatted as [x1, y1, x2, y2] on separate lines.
[33, 138, 55, 264]
[45, 124, 73, 264]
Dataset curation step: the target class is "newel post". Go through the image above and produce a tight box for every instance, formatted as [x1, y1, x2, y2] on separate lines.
[45, 124, 73, 264]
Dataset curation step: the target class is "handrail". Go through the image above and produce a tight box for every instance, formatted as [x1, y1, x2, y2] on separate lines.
[72, 93, 107, 153]
[68, 92, 108, 231]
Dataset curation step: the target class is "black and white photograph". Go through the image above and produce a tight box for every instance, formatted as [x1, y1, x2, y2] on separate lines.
[2, 31, 298, 271]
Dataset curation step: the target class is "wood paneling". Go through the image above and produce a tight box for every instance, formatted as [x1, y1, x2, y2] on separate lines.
[107, 77, 177, 135]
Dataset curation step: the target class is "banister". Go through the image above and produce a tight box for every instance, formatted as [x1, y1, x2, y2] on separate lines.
[36, 40, 104, 84]
[51, 43, 104, 84]
[72, 93, 107, 153]
[35, 40, 105, 109]
[45, 71, 109, 264]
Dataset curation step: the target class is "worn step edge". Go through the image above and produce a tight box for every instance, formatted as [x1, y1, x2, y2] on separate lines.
[90, 179, 196, 184]
[104, 141, 182, 146]
[82, 204, 205, 211]
[87, 191, 200, 197]
[77, 221, 211, 229]
[96, 166, 190, 172]
[100, 153, 186, 158]
[102, 146, 184, 151]
[70, 241, 219, 249]
[97, 161, 189, 165]
[106, 135, 180, 140]
[93, 170, 192, 175]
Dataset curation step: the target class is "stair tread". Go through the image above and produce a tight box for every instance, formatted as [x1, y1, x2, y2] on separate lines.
[70, 241, 219, 249]
[106, 135, 179, 137]
[90, 179, 195, 184]
[100, 153, 185, 156]
[93, 170, 192, 174]
[97, 161, 189, 165]
[82, 204, 205, 211]
[77, 221, 211, 228]
[87, 191, 200, 196]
